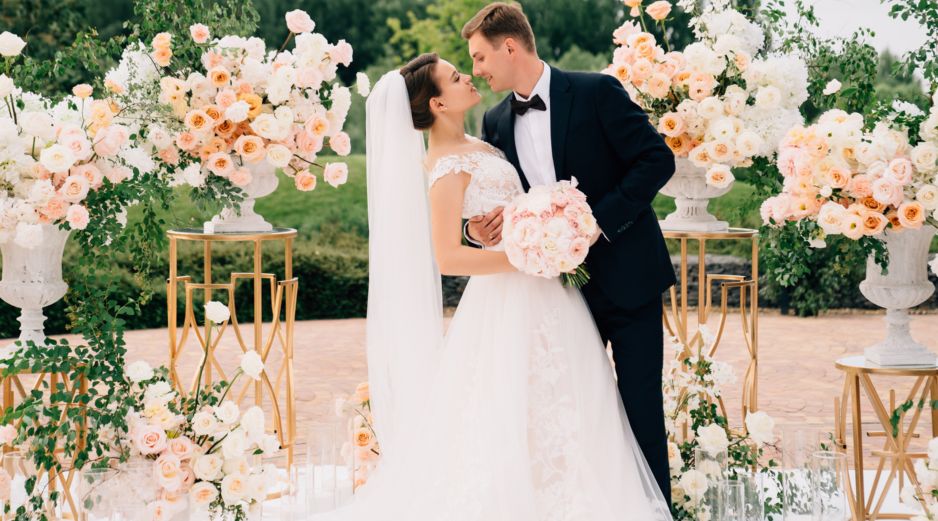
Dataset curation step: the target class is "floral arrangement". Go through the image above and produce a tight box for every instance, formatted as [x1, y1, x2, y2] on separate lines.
[604, 0, 807, 188]
[502, 178, 596, 288]
[336, 382, 380, 490]
[112, 301, 279, 520]
[761, 94, 938, 247]
[901, 435, 938, 520]
[663, 330, 782, 519]
[106, 9, 361, 198]
[0, 33, 147, 248]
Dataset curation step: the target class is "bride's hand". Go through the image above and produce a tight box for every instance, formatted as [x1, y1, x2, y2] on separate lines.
[467, 206, 504, 247]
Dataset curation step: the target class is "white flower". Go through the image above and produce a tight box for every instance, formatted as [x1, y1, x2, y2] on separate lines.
[191, 410, 219, 437]
[122, 147, 155, 174]
[823, 79, 842, 96]
[0, 75, 13, 98]
[221, 427, 249, 459]
[225, 101, 250, 123]
[214, 400, 240, 426]
[144, 381, 175, 405]
[755, 85, 781, 109]
[182, 163, 206, 188]
[240, 350, 264, 380]
[917, 185, 938, 210]
[912, 142, 938, 173]
[259, 434, 280, 455]
[14, 222, 43, 249]
[696, 423, 730, 455]
[204, 301, 230, 324]
[189, 482, 219, 507]
[19, 111, 54, 140]
[192, 454, 224, 481]
[705, 164, 735, 189]
[240, 405, 265, 442]
[744, 410, 776, 445]
[220, 473, 247, 506]
[246, 473, 267, 503]
[679, 469, 710, 502]
[265, 144, 292, 168]
[126, 360, 154, 383]
[39, 144, 76, 174]
[809, 238, 827, 249]
[0, 32, 26, 57]
[356, 72, 371, 97]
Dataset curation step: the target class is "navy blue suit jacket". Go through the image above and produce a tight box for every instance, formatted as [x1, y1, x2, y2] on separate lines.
[481, 67, 677, 309]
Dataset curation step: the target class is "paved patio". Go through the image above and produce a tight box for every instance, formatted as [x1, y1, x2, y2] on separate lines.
[16, 308, 938, 468]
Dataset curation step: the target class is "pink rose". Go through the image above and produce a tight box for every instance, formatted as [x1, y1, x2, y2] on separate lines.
[167, 436, 196, 461]
[102, 164, 131, 185]
[329, 132, 352, 156]
[229, 167, 253, 187]
[215, 89, 237, 109]
[847, 174, 873, 198]
[646, 1, 672, 21]
[72, 84, 93, 99]
[93, 125, 129, 157]
[294, 171, 317, 191]
[60, 175, 90, 203]
[60, 133, 92, 162]
[72, 164, 103, 189]
[133, 424, 167, 455]
[885, 157, 914, 185]
[153, 453, 184, 492]
[285, 9, 316, 34]
[158, 147, 180, 166]
[569, 237, 589, 262]
[66, 204, 90, 230]
[296, 67, 324, 90]
[296, 130, 324, 156]
[323, 162, 348, 188]
[0, 424, 15, 445]
[200, 51, 223, 71]
[329, 40, 353, 67]
[189, 23, 210, 44]
[872, 178, 903, 206]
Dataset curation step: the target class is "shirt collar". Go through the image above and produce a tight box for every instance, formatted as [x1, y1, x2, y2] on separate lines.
[513, 61, 551, 104]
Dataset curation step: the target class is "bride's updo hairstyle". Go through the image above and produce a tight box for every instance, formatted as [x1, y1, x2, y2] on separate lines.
[400, 53, 441, 131]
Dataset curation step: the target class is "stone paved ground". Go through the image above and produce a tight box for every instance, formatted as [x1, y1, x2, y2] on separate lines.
[20, 309, 938, 468]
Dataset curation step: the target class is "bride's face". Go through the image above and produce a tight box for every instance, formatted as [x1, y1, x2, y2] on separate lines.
[430, 60, 481, 118]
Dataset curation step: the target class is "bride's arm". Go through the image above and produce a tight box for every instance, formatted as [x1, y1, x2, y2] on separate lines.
[429, 172, 516, 276]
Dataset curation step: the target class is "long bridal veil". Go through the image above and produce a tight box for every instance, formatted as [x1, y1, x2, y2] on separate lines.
[364, 70, 443, 461]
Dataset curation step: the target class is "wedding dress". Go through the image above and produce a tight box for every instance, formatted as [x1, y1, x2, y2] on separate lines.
[311, 71, 673, 521]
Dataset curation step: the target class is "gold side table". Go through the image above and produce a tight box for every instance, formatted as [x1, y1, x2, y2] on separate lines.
[834, 356, 938, 520]
[2, 369, 87, 519]
[167, 228, 298, 468]
[662, 227, 760, 424]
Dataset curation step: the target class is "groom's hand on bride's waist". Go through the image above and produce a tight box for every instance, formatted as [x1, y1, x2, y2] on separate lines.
[466, 206, 504, 248]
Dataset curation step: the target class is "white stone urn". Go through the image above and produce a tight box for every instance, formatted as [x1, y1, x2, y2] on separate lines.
[212, 162, 279, 232]
[0, 224, 70, 345]
[659, 157, 732, 232]
[860, 225, 938, 366]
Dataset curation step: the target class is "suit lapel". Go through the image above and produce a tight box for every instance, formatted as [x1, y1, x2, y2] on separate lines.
[549, 67, 573, 181]
[496, 99, 530, 191]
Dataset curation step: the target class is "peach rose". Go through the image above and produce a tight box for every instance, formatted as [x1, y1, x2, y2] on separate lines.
[657, 113, 685, 138]
[860, 210, 888, 235]
[159, 146, 180, 166]
[72, 84, 93, 99]
[847, 173, 873, 198]
[644, 73, 671, 99]
[305, 115, 331, 138]
[609, 63, 632, 84]
[151, 47, 172, 68]
[102, 164, 131, 184]
[167, 436, 196, 461]
[285, 9, 316, 34]
[189, 24, 210, 44]
[215, 89, 237, 109]
[94, 125, 129, 157]
[886, 209, 903, 231]
[237, 93, 263, 119]
[329, 132, 352, 156]
[184, 110, 213, 134]
[60, 175, 90, 203]
[214, 119, 236, 138]
[133, 424, 167, 455]
[206, 152, 234, 177]
[623, 0, 641, 6]
[176, 132, 199, 151]
[860, 196, 886, 213]
[665, 135, 692, 156]
[154, 454, 184, 492]
[203, 105, 223, 123]
[208, 66, 231, 88]
[41, 196, 68, 221]
[898, 201, 925, 228]
[234, 135, 266, 163]
[294, 171, 317, 191]
[841, 212, 865, 240]
[189, 482, 218, 506]
[295, 130, 324, 156]
[646, 1, 672, 21]
[152, 32, 172, 50]
[72, 164, 103, 189]
[323, 162, 348, 188]
[229, 167, 253, 187]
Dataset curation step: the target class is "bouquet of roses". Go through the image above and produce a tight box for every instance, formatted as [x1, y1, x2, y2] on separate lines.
[604, 0, 808, 188]
[502, 178, 596, 288]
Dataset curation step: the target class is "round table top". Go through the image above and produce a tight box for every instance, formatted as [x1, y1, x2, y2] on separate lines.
[660, 227, 759, 239]
[835, 355, 938, 375]
[167, 227, 298, 242]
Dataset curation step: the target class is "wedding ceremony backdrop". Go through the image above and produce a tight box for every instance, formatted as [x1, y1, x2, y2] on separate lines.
[0, 0, 937, 519]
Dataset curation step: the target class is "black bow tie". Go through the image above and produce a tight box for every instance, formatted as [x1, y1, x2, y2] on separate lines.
[511, 94, 546, 116]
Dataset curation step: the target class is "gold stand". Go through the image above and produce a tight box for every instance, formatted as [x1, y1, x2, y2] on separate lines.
[167, 228, 298, 468]
[2, 369, 87, 519]
[662, 227, 760, 423]
[834, 356, 938, 520]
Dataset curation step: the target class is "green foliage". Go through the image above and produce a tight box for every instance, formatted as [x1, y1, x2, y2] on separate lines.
[882, 0, 938, 87]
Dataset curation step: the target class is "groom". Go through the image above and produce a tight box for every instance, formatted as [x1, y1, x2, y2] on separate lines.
[462, 2, 677, 499]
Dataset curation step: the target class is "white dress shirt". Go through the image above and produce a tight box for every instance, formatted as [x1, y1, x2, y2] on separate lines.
[513, 62, 557, 188]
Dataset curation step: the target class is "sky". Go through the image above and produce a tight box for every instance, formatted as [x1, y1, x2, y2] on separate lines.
[802, 0, 928, 56]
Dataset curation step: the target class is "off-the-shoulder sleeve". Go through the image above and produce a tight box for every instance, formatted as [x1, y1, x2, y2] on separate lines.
[428, 154, 480, 188]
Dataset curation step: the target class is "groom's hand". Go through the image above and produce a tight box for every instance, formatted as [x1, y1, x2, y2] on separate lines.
[467, 206, 504, 247]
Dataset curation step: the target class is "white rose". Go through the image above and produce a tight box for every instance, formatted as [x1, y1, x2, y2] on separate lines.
[220, 474, 247, 506]
[39, 144, 76, 174]
[696, 423, 729, 455]
[192, 453, 224, 481]
[265, 144, 292, 168]
[246, 474, 267, 503]
[182, 163, 206, 188]
[191, 410, 219, 437]
[126, 360, 154, 383]
[214, 400, 240, 426]
[20, 111, 54, 140]
[679, 469, 709, 502]
[356, 72, 371, 97]
[744, 410, 776, 445]
[250, 114, 281, 141]
[148, 126, 173, 150]
[27, 180, 55, 204]
[259, 433, 280, 456]
[755, 85, 781, 109]
[239, 350, 264, 380]
[823, 79, 842, 96]
[189, 482, 219, 507]
[225, 101, 250, 123]
[912, 142, 938, 173]
[916, 185, 938, 210]
[221, 428, 249, 459]
[204, 301, 230, 324]
[240, 405, 265, 443]
[697, 97, 724, 120]
[223, 457, 250, 476]
[705, 164, 735, 189]
[0, 32, 26, 57]
[0, 75, 13, 98]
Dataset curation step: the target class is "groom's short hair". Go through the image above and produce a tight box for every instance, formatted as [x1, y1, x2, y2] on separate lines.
[461, 2, 535, 53]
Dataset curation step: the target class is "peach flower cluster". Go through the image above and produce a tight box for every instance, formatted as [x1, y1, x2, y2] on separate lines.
[604, 2, 807, 188]
[140, 10, 358, 193]
[761, 108, 938, 241]
[337, 382, 381, 489]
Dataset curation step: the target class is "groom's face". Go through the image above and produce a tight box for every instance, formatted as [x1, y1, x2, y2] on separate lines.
[468, 33, 513, 93]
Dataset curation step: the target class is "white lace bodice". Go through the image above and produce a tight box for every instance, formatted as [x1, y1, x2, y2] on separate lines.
[427, 138, 524, 218]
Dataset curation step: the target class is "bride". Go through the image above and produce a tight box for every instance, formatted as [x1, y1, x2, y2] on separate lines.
[313, 54, 673, 520]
